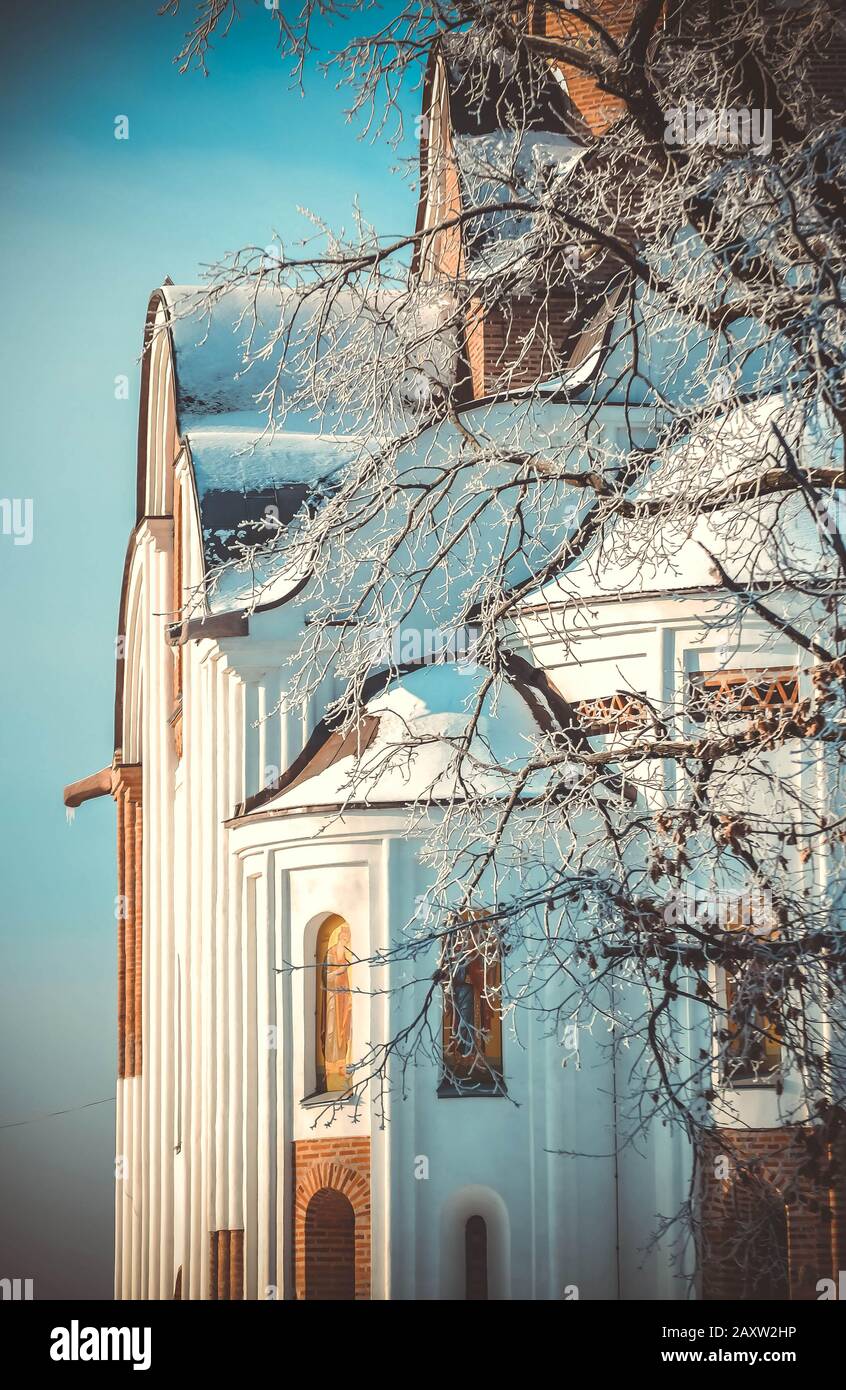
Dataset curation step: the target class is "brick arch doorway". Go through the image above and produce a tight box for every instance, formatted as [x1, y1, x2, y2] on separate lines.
[746, 1197, 789, 1300]
[305, 1187, 356, 1300]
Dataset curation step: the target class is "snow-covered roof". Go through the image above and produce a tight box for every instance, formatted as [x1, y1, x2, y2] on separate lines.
[158, 285, 382, 613]
[186, 427, 355, 612]
[527, 395, 842, 606]
[243, 657, 570, 814]
[162, 283, 371, 434]
[158, 281, 604, 615]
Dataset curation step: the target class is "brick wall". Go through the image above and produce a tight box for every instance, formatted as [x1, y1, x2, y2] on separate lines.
[808, 28, 846, 117]
[208, 1230, 244, 1300]
[542, 3, 846, 132]
[543, 1, 635, 136]
[465, 291, 579, 399]
[114, 763, 142, 1079]
[699, 1127, 846, 1300]
[292, 1137, 371, 1300]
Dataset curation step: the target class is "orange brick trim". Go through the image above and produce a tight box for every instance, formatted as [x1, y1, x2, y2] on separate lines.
[113, 763, 142, 1079]
[209, 1230, 244, 1300]
[292, 1138, 371, 1300]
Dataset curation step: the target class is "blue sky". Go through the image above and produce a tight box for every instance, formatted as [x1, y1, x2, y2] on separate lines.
[0, 0, 412, 1298]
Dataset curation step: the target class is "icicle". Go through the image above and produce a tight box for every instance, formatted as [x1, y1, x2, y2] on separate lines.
[66, 806, 76, 826]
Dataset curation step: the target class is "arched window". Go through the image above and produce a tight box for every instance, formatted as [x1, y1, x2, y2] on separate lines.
[305, 1188, 355, 1300]
[441, 915, 503, 1094]
[465, 1215, 488, 1300]
[315, 914, 354, 1094]
[721, 967, 782, 1083]
[440, 1186, 510, 1300]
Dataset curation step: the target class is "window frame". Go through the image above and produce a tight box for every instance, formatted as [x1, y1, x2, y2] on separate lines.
[439, 913, 505, 1097]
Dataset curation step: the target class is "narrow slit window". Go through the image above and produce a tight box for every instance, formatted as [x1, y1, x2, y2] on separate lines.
[717, 913, 782, 1086]
[465, 1215, 488, 1300]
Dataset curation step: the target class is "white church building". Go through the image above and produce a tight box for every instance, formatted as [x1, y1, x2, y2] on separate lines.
[64, 19, 846, 1302]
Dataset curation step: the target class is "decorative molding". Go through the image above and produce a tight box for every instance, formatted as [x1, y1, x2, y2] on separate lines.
[166, 612, 249, 647]
[137, 515, 174, 552]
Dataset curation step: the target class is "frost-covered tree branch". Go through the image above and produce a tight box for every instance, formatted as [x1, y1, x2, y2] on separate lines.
[162, 0, 846, 1295]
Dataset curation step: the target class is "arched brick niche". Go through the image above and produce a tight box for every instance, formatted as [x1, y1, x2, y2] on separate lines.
[305, 1189, 356, 1299]
[292, 1138, 370, 1300]
[699, 1128, 846, 1300]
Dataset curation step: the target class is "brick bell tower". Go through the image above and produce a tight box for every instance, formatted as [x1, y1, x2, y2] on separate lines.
[412, 3, 641, 402]
[413, 2, 846, 404]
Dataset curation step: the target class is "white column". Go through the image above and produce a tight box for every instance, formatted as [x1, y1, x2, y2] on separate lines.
[145, 539, 162, 1298]
[188, 641, 211, 1297]
[157, 541, 176, 1298]
[372, 837, 395, 1300]
[115, 1081, 125, 1298]
[227, 669, 244, 1237]
[242, 870, 260, 1299]
[273, 861, 287, 1297]
[213, 654, 229, 1234]
[244, 677, 263, 800]
[256, 862, 276, 1296]
[200, 652, 219, 1255]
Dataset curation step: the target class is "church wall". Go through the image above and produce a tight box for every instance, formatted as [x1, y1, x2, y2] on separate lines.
[519, 588, 829, 1299]
[116, 569, 706, 1302]
[119, 490, 823, 1302]
[378, 833, 683, 1300]
[224, 802, 692, 1300]
[115, 282, 835, 1302]
[614, 988, 697, 1300]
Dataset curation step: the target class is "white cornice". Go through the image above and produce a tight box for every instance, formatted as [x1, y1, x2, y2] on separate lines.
[137, 516, 173, 552]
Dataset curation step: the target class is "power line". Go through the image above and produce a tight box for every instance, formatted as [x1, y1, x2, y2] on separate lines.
[0, 1096, 115, 1132]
